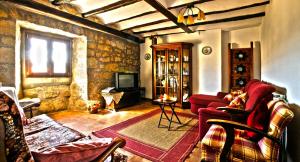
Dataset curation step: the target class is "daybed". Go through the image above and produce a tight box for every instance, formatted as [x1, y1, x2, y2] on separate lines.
[0, 87, 126, 162]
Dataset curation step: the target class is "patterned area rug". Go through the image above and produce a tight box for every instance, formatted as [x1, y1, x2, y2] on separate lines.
[93, 109, 199, 162]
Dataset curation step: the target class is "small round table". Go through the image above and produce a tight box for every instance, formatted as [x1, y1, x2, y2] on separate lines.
[153, 99, 182, 130]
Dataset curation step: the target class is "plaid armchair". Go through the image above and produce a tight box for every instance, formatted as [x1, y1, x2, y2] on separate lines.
[200, 100, 294, 162]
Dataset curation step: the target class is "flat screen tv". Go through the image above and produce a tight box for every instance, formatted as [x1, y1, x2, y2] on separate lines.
[115, 72, 138, 90]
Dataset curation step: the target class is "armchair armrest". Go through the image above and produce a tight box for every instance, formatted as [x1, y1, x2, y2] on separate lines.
[206, 119, 280, 162]
[216, 107, 250, 115]
[19, 99, 41, 110]
[93, 137, 126, 162]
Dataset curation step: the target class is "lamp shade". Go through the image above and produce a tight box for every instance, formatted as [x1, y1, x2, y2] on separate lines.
[177, 12, 184, 23]
[186, 15, 194, 25]
[197, 10, 206, 20]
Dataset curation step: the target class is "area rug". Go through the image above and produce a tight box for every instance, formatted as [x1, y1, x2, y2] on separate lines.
[93, 109, 199, 162]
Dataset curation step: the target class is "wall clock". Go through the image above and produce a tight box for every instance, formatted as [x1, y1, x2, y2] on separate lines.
[202, 46, 212, 55]
[144, 53, 151, 60]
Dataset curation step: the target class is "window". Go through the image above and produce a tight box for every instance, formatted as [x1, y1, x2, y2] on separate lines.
[24, 30, 71, 77]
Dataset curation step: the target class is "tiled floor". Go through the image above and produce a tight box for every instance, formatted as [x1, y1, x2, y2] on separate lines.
[47, 101, 202, 162]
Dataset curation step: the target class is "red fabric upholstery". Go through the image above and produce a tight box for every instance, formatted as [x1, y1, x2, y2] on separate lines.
[195, 80, 275, 141]
[244, 79, 260, 92]
[32, 140, 113, 162]
[207, 102, 228, 108]
[189, 94, 225, 105]
[198, 108, 231, 140]
[245, 83, 275, 112]
[216, 92, 228, 98]
[243, 100, 270, 141]
[189, 94, 227, 114]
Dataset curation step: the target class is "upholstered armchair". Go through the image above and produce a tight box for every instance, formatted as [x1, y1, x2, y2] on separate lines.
[0, 87, 126, 162]
[200, 100, 294, 162]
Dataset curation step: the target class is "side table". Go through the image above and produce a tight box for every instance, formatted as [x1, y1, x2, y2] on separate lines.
[101, 91, 124, 111]
[153, 99, 182, 130]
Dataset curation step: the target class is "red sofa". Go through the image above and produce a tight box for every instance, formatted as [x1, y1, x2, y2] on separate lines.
[189, 92, 228, 114]
[194, 80, 275, 140]
[189, 79, 261, 114]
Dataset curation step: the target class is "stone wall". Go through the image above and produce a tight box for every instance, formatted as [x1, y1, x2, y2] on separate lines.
[0, 2, 140, 112]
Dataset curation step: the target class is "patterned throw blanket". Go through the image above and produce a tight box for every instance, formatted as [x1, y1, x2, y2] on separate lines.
[24, 114, 85, 152]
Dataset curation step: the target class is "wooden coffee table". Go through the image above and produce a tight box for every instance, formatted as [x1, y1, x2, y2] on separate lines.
[153, 99, 182, 130]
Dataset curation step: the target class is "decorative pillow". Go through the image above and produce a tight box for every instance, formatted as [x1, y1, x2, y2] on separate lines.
[227, 92, 248, 109]
[223, 89, 244, 102]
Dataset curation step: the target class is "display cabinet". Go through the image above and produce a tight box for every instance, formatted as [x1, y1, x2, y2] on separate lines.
[228, 42, 254, 90]
[152, 42, 193, 108]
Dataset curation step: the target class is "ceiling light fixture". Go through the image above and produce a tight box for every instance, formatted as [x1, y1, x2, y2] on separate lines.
[177, 3, 205, 25]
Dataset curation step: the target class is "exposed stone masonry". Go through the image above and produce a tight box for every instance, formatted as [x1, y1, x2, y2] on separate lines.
[0, 2, 140, 112]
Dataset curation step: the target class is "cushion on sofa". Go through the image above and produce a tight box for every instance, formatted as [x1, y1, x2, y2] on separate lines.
[245, 84, 275, 112]
[24, 114, 85, 152]
[189, 94, 225, 106]
[207, 102, 228, 108]
[31, 138, 113, 162]
[243, 99, 270, 141]
[223, 89, 244, 102]
[244, 79, 260, 92]
[228, 92, 248, 109]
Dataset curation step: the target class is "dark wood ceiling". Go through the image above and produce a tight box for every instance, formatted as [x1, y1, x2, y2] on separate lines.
[8, 0, 270, 43]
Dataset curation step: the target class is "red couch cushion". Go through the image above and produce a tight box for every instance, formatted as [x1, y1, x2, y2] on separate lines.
[189, 94, 225, 106]
[245, 84, 275, 112]
[244, 79, 260, 92]
[31, 138, 114, 162]
[207, 102, 228, 108]
[243, 100, 270, 141]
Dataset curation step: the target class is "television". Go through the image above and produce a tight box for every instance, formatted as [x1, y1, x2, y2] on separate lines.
[115, 72, 138, 90]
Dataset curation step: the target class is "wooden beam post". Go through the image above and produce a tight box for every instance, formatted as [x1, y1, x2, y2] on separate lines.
[144, 0, 193, 33]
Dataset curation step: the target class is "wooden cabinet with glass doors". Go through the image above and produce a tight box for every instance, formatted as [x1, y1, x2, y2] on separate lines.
[151, 42, 193, 108]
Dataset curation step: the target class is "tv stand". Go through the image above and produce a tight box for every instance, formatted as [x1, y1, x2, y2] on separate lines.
[101, 88, 141, 111]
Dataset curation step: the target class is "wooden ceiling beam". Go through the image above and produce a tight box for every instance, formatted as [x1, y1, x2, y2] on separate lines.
[144, 0, 193, 33]
[82, 0, 142, 18]
[107, 0, 213, 25]
[7, 0, 144, 43]
[168, 0, 213, 10]
[121, 1, 269, 31]
[133, 12, 265, 35]
[107, 11, 157, 25]
[121, 19, 169, 31]
[144, 30, 205, 38]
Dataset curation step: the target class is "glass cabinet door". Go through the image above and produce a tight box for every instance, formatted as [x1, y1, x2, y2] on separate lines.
[167, 49, 180, 100]
[182, 48, 190, 103]
[155, 50, 166, 98]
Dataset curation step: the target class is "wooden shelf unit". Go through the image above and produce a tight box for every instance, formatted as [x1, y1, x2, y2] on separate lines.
[228, 42, 254, 90]
[151, 42, 193, 108]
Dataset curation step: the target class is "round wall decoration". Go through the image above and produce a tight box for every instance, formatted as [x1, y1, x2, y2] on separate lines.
[202, 46, 212, 55]
[144, 53, 151, 60]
